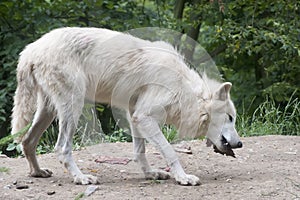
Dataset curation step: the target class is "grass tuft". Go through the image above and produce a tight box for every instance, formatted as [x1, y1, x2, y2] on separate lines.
[237, 92, 299, 136]
[0, 167, 10, 173]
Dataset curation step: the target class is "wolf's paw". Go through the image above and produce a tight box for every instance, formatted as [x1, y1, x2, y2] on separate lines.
[175, 174, 200, 186]
[145, 169, 170, 180]
[74, 174, 98, 185]
[30, 168, 53, 178]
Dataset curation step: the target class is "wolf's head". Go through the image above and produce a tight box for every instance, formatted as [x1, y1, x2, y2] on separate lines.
[206, 82, 242, 157]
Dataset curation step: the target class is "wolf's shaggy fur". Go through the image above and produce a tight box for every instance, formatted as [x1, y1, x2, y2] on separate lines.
[12, 27, 241, 185]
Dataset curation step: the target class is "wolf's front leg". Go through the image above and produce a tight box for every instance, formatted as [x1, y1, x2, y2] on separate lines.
[132, 113, 200, 186]
[170, 160, 201, 186]
[146, 133, 200, 186]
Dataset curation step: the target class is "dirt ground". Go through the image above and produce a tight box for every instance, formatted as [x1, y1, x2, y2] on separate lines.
[1, 135, 300, 200]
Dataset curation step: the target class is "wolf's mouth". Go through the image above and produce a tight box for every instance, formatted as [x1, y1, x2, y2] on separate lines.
[207, 136, 236, 158]
[213, 135, 235, 158]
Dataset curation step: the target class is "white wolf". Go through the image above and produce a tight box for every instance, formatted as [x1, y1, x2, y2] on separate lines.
[11, 27, 242, 186]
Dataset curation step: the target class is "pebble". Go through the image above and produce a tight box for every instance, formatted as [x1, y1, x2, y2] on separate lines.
[47, 191, 55, 195]
[16, 184, 29, 190]
[4, 184, 12, 189]
[226, 178, 232, 182]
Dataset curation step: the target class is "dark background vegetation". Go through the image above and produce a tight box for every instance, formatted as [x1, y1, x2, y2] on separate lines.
[0, 0, 299, 154]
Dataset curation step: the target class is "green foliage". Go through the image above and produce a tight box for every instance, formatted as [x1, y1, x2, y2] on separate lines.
[237, 92, 300, 136]
[104, 128, 132, 143]
[162, 125, 178, 143]
[74, 192, 84, 200]
[209, 0, 300, 111]
[37, 123, 58, 154]
[0, 122, 31, 153]
[0, 166, 9, 173]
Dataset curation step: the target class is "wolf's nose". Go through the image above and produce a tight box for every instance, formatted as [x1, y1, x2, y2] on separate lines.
[237, 141, 243, 148]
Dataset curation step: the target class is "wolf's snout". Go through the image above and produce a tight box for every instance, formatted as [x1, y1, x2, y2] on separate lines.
[230, 140, 243, 149]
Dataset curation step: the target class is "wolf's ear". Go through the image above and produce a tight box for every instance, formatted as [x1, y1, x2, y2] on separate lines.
[214, 82, 232, 101]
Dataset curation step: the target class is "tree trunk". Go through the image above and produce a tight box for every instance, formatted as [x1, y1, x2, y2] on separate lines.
[173, 0, 202, 62]
[174, 0, 186, 19]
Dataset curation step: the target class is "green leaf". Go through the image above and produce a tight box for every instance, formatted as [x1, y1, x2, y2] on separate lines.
[6, 143, 16, 151]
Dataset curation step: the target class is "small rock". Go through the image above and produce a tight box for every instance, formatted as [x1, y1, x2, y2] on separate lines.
[226, 178, 232, 182]
[58, 183, 62, 186]
[16, 184, 29, 190]
[4, 184, 12, 189]
[47, 191, 55, 195]
[13, 180, 17, 185]
[84, 185, 98, 196]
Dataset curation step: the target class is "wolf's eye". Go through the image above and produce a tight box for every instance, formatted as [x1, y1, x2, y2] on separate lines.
[228, 114, 233, 122]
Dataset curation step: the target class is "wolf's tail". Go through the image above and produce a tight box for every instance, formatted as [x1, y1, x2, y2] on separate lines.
[11, 54, 37, 143]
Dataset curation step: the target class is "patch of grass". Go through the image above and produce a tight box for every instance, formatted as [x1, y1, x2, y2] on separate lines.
[74, 192, 84, 200]
[0, 123, 31, 149]
[1, 123, 31, 156]
[162, 125, 178, 143]
[104, 128, 132, 143]
[37, 123, 58, 154]
[0, 167, 9, 173]
[237, 92, 299, 136]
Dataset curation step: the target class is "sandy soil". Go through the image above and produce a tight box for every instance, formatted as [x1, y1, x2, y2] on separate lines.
[1, 135, 300, 200]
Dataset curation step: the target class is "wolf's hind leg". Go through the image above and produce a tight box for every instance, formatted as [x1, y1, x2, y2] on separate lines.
[22, 92, 55, 177]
